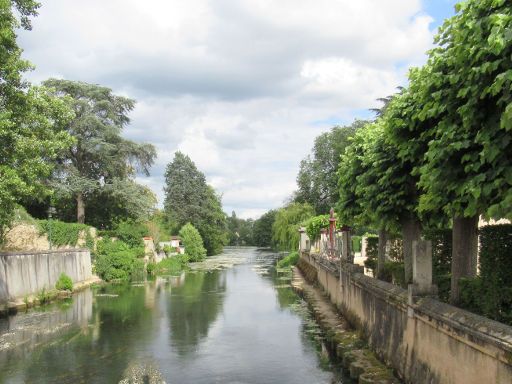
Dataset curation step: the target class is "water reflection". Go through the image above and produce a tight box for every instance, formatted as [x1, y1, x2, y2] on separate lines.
[167, 270, 226, 355]
[0, 247, 345, 383]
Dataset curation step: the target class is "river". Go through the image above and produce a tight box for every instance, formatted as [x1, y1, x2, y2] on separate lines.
[0, 247, 348, 383]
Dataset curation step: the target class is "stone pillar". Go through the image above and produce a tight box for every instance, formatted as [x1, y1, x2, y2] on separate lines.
[299, 227, 310, 253]
[320, 229, 328, 254]
[411, 239, 434, 295]
[340, 226, 352, 263]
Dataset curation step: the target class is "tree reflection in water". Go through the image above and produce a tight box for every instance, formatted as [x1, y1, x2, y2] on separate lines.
[167, 270, 226, 355]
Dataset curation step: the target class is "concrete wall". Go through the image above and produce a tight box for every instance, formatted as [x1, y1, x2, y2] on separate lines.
[300, 252, 512, 384]
[0, 249, 92, 304]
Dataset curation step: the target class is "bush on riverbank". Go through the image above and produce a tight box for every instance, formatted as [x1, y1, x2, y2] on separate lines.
[149, 254, 189, 275]
[277, 251, 299, 268]
[179, 223, 206, 262]
[94, 239, 145, 281]
[55, 273, 73, 291]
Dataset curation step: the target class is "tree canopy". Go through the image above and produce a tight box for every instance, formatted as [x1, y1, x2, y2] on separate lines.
[164, 152, 227, 255]
[0, 1, 73, 239]
[295, 120, 366, 214]
[42, 79, 157, 224]
[272, 203, 314, 251]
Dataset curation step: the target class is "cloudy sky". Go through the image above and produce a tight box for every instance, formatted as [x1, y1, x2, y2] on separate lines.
[19, 0, 458, 219]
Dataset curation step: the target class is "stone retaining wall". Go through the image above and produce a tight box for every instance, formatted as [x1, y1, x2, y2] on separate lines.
[0, 249, 92, 304]
[300, 252, 512, 384]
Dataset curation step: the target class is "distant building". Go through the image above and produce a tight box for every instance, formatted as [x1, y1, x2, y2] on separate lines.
[159, 236, 185, 255]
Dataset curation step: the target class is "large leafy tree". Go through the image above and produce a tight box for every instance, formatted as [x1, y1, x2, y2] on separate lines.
[295, 120, 366, 214]
[253, 209, 277, 248]
[43, 79, 156, 224]
[272, 202, 314, 251]
[388, 0, 512, 303]
[0, 1, 72, 238]
[164, 152, 227, 255]
[226, 211, 254, 246]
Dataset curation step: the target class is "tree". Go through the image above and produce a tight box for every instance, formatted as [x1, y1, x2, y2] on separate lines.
[387, 0, 512, 303]
[295, 120, 366, 214]
[179, 223, 207, 262]
[0, 1, 73, 239]
[42, 79, 156, 224]
[164, 152, 227, 255]
[226, 211, 254, 246]
[272, 203, 314, 251]
[253, 209, 277, 248]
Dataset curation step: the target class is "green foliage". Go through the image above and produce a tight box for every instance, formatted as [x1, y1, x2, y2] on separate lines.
[380, 262, 406, 288]
[113, 219, 148, 248]
[94, 239, 144, 281]
[164, 152, 227, 255]
[304, 215, 329, 242]
[455, 225, 512, 325]
[253, 209, 277, 247]
[145, 211, 171, 244]
[272, 203, 314, 251]
[424, 228, 452, 301]
[42, 79, 156, 224]
[55, 273, 73, 291]
[363, 235, 378, 273]
[146, 262, 156, 275]
[37, 287, 53, 305]
[226, 211, 254, 246]
[152, 255, 190, 275]
[179, 223, 207, 262]
[295, 120, 367, 214]
[277, 251, 299, 268]
[351, 236, 362, 253]
[37, 219, 92, 247]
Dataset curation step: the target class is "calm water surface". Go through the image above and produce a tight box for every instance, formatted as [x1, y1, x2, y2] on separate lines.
[0, 247, 347, 383]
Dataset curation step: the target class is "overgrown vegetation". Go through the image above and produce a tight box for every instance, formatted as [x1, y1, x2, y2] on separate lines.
[179, 223, 207, 262]
[94, 239, 145, 281]
[55, 273, 73, 291]
[458, 225, 512, 325]
[277, 251, 299, 268]
[37, 219, 93, 248]
[149, 254, 190, 275]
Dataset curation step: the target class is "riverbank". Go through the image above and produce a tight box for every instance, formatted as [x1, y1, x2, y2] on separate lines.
[291, 266, 400, 384]
[0, 275, 102, 315]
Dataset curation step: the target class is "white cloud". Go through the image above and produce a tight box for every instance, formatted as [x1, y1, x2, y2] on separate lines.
[18, 0, 441, 218]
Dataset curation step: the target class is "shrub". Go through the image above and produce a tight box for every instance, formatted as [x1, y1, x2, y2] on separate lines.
[424, 228, 452, 302]
[55, 273, 73, 291]
[351, 236, 362, 253]
[146, 262, 156, 275]
[363, 235, 378, 273]
[153, 254, 189, 275]
[179, 223, 206, 262]
[381, 261, 406, 288]
[113, 220, 148, 248]
[475, 224, 512, 324]
[277, 251, 299, 268]
[37, 288, 52, 304]
[94, 239, 145, 281]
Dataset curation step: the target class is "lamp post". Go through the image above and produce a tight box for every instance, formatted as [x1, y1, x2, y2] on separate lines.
[47, 206, 56, 250]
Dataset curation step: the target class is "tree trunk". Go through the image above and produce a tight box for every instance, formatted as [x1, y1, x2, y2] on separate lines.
[401, 217, 422, 285]
[450, 215, 479, 305]
[377, 228, 388, 279]
[76, 193, 85, 224]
